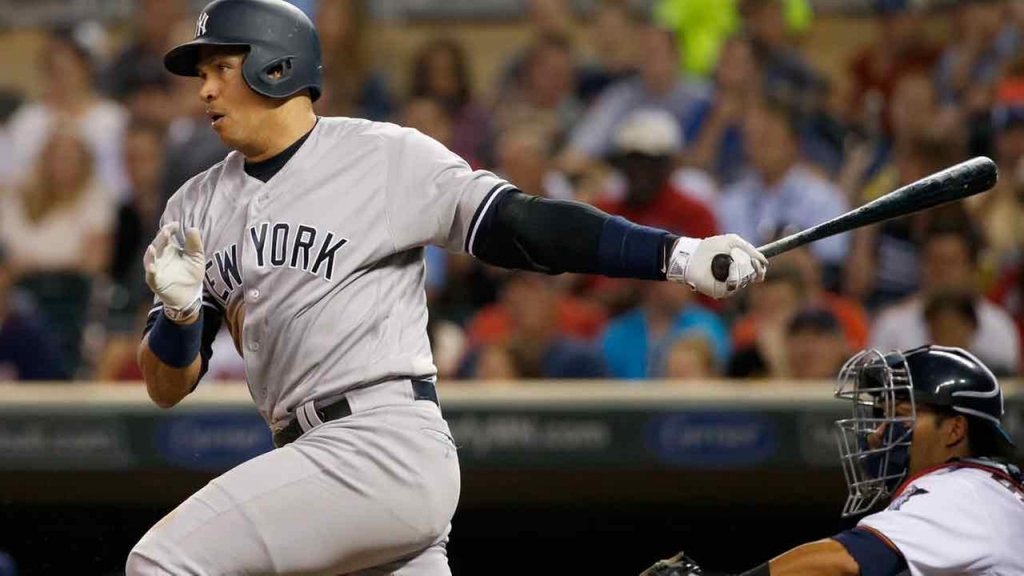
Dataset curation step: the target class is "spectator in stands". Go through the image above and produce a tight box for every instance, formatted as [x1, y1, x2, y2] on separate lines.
[726, 264, 803, 378]
[460, 272, 607, 379]
[987, 242, 1024, 369]
[784, 307, 850, 380]
[0, 126, 113, 278]
[559, 22, 711, 171]
[109, 118, 166, 328]
[731, 245, 869, 352]
[577, 0, 640, 105]
[315, 0, 394, 121]
[122, 70, 181, 134]
[845, 0, 939, 139]
[652, 0, 811, 78]
[870, 218, 1020, 376]
[471, 344, 521, 381]
[924, 289, 981, 352]
[934, 0, 1018, 109]
[5, 27, 128, 200]
[0, 245, 68, 382]
[496, 0, 579, 94]
[742, 0, 844, 175]
[741, 0, 826, 113]
[409, 38, 491, 164]
[494, 123, 574, 200]
[102, 0, 185, 112]
[465, 267, 607, 350]
[595, 109, 718, 239]
[587, 109, 718, 315]
[729, 278, 852, 380]
[602, 278, 730, 380]
[983, 105, 1024, 364]
[0, 126, 115, 376]
[662, 332, 719, 380]
[492, 33, 583, 152]
[841, 72, 948, 202]
[967, 103, 1024, 265]
[686, 34, 761, 185]
[716, 94, 849, 276]
[844, 134, 964, 310]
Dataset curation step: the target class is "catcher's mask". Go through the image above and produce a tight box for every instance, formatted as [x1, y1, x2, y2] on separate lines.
[833, 348, 915, 517]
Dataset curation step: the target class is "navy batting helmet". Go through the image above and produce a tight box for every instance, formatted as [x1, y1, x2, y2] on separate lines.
[834, 345, 1016, 516]
[164, 0, 323, 102]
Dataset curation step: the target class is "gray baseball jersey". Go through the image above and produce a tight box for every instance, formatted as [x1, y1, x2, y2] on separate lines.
[151, 117, 512, 427]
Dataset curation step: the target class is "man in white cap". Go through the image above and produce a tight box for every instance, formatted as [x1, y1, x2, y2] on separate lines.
[593, 108, 718, 240]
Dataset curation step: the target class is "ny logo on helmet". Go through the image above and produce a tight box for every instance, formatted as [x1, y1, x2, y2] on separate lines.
[195, 12, 209, 38]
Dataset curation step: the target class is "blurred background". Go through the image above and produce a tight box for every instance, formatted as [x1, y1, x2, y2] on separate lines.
[0, 0, 1021, 574]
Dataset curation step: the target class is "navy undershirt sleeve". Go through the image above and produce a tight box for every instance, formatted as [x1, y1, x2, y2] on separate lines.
[468, 189, 679, 280]
[832, 528, 907, 576]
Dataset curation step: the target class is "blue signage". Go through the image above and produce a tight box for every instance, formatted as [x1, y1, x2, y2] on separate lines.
[646, 412, 778, 467]
[155, 414, 274, 471]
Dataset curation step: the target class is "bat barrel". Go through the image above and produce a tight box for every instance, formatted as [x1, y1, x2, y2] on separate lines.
[760, 156, 997, 258]
[709, 156, 998, 282]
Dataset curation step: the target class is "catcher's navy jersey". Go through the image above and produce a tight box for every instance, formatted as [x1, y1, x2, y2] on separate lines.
[153, 117, 512, 427]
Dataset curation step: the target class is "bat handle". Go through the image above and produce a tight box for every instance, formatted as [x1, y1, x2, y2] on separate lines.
[711, 254, 732, 282]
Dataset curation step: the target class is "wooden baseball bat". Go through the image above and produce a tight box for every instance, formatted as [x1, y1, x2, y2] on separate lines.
[711, 156, 999, 282]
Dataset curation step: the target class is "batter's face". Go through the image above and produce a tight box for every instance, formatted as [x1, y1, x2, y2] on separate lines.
[196, 46, 279, 152]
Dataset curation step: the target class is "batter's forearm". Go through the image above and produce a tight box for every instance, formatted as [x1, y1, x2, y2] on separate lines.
[137, 320, 202, 409]
[763, 539, 860, 576]
[471, 190, 677, 280]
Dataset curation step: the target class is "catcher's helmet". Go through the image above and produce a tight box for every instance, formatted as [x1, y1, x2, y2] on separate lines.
[834, 345, 1016, 516]
[900, 345, 1013, 443]
[164, 0, 323, 102]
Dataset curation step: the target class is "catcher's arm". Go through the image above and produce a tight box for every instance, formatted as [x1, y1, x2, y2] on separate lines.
[764, 539, 860, 575]
[641, 539, 860, 576]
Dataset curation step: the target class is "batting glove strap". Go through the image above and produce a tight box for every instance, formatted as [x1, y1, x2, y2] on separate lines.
[163, 296, 203, 324]
[665, 237, 701, 288]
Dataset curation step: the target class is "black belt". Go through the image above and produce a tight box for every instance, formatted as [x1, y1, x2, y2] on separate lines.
[273, 378, 439, 448]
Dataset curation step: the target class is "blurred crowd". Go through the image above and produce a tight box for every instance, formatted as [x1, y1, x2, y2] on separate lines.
[0, 0, 1021, 385]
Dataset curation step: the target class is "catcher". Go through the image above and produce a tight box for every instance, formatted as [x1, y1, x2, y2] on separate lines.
[641, 345, 1022, 576]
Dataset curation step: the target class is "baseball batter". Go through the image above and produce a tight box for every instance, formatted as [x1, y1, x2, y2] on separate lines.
[641, 345, 1023, 576]
[126, 1, 767, 574]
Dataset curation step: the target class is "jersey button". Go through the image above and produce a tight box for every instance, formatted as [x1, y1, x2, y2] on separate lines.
[249, 342, 261, 352]
[249, 289, 260, 300]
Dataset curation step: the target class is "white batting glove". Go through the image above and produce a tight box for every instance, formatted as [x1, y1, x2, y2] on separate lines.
[666, 234, 768, 299]
[144, 222, 205, 323]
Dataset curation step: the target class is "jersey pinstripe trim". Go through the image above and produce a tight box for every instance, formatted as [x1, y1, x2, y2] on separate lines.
[465, 181, 514, 256]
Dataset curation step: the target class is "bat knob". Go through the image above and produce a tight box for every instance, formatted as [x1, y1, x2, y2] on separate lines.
[711, 254, 732, 282]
